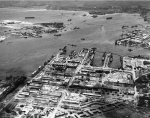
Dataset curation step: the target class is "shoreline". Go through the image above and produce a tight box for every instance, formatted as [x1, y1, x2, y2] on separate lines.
[0, 7, 143, 18]
[0, 7, 147, 81]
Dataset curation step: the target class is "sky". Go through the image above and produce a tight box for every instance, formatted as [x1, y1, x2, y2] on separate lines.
[0, 0, 150, 1]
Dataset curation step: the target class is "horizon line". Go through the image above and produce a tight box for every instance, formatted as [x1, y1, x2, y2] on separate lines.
[0, 0, 150, 1]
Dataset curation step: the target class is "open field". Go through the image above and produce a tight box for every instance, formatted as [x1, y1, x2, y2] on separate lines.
[0, 8, 149, 80]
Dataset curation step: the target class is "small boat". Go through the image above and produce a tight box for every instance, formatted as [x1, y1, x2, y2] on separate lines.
[0, 36, 6, 42]
[92, 15, 98, 18]
[25, 17, 35, 19]
[81, 38, 86, 41]
[128, 49, 133, 52]
[106, 17, 112, 20]
[54, 34, 61, 37]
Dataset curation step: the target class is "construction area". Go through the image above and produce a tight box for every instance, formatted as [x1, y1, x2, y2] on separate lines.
[115, 24, 150, 50]
[0, 45, 150, 118]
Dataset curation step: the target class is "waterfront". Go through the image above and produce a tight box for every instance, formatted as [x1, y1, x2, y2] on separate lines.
[0, 3, 150, 118]
[0, 8, 149, 80]
[1, 46, 149, 118]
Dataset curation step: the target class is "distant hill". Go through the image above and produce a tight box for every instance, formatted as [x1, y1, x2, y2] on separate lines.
[0, 1, 150, 9]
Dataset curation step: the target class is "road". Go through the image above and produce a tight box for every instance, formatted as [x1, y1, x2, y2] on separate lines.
[68, 50, 90, 86]
[0, 56, 56, 113]
[50, 90, 69, 118]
